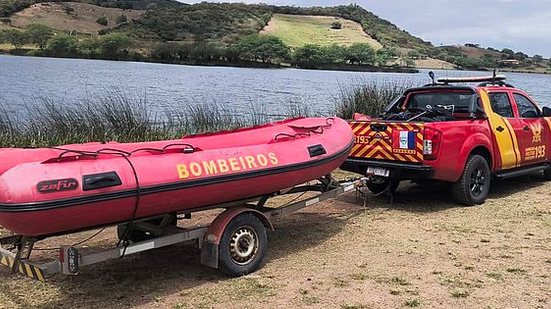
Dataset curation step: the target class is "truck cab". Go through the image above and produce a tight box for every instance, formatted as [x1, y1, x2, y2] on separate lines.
[341, 74, 551, 205]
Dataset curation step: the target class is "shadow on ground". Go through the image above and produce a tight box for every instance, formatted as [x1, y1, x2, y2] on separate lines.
[338, 173, 548, 213]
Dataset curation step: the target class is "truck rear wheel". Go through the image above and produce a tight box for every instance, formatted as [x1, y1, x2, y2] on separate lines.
[219, 213, 267, 277]
[452, 155, 490, 206]
[544, 167, 551, 181]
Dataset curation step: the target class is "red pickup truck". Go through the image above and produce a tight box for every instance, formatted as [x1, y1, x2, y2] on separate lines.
[341, 74, 551, 205]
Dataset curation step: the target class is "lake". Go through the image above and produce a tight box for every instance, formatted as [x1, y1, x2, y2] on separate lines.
[1, 54, 551, 119]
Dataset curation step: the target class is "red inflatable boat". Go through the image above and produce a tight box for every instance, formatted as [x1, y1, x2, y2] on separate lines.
[0, 117, 353, 237]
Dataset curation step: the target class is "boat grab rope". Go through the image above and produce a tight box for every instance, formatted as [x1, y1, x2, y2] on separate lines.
[274, 117, 334, 141]
[50, 143, 197, 160]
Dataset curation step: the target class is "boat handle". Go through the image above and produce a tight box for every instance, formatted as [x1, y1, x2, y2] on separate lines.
[83, 172, 122, 191]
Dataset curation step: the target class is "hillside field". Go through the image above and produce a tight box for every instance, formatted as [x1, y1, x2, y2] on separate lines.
[260, 13, 382, 49]
[9, 2, 144, 34]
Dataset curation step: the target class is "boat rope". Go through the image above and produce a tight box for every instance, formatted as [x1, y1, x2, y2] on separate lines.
[274, 117, 335, 141]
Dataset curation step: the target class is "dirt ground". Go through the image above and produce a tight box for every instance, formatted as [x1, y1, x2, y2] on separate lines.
[0, 173, 549, 309]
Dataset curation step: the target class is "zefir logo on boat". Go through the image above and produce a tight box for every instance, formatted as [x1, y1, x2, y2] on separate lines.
[37, 178, 79, 193]
[176, 153, 279, 180]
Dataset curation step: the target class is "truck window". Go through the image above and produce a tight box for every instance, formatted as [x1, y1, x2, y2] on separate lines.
[406, 92, 473, 112]
[514, 93, 540, 118]
[488, 92, 513, 118]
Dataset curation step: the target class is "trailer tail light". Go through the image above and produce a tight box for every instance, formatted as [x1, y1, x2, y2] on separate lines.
[423, 127, 442, 160]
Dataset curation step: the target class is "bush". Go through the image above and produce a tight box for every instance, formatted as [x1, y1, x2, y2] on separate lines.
[335, 79, 416, 119]
[98, 33, 132, 59]
[331, 20, 342, 29]
[116, 14, 127, 24]
[96, 16, 108, 26]
[45, 34, 78, 57]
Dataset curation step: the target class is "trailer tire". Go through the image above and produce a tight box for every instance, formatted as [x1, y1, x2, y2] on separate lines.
[219, 213, 267, 277]
[452, 155, 490, 206]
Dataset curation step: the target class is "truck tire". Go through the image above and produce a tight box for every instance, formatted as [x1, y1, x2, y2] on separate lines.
[452, 155, 491, 206]
[544, 166, 551, 181]
[219, 213, 267, 277]
[367, 180, 399, 195]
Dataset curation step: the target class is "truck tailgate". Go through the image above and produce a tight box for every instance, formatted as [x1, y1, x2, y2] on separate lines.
[349, 121, 425, 163]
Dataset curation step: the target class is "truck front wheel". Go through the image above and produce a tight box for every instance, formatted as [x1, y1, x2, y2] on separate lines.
[452, 155, 491, 206]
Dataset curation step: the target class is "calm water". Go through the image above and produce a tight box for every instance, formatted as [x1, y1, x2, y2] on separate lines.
[1, 54, 550, 119]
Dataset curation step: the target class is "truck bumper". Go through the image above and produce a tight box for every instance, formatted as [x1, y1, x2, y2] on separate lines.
[341, 158, 434, 180]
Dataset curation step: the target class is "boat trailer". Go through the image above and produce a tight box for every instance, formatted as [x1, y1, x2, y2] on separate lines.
[0, 176, 359, 281]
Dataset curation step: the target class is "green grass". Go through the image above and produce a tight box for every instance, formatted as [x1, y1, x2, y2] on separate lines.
[261, 13, 381, 49]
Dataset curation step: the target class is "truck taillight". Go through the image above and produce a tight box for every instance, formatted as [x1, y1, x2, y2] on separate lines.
[423, 127, 442, 160]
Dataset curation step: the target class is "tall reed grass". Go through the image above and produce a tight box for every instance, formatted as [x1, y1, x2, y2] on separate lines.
[335, 79, 417, 119]
[1, 79, 414, 148]
[0, 93, 313, 148]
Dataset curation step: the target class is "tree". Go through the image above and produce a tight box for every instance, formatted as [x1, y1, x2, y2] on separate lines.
[4, 30, 28, 50]
[532, 55, 543, 63]
[234, 35, 290, 63]
[331, 20, 342, 29]
[46, 34, 78, 57]
[98, 33, 132, 59]
[116, 14, 128, 24]
[376, 47, 398, 66]
[345, 43, 376, 65]
[501, 48, 514, 56]
[96, 16, 108, 26]
[26, 24, 54, 50]
[78, 37, 100, 56]
[293, 44, 325, 63]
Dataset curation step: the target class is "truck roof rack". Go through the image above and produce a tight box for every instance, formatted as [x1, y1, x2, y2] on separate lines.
[424, 71, 514, 88]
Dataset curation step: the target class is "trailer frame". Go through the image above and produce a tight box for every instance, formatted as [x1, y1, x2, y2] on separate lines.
[0, 176, 357, 281]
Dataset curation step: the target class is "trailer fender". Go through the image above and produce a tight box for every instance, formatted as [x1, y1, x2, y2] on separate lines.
[200, 207, 273, 269]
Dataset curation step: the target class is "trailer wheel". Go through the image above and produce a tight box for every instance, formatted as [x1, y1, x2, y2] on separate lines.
[219, 213, 267, 277]
[117, 214, 177, 243]
[452, 155, 490, 206]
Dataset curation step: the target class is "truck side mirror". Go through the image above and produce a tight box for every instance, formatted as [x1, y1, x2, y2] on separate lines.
[543, 107, 551, 117]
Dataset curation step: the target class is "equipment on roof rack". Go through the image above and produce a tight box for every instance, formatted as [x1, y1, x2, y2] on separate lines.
[424, 70, 514, 88]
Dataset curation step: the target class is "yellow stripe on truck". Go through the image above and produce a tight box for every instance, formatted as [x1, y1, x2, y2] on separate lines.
[479, 90, 520, 169]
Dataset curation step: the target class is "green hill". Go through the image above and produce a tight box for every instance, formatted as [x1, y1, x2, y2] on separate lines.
[1, 0, 547, 71]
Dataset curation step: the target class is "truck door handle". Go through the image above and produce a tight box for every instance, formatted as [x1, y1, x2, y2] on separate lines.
[523, 126, 530, 131]
[496, 126, 504, 132]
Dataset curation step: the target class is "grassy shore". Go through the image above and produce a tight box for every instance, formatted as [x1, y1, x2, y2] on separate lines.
[0, 93, 316, 148]
[0, 79, 418, 148]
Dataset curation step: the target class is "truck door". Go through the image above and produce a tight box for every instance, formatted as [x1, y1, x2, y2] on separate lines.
[482, 90, 521, 170]
[511, 92, 548, 165]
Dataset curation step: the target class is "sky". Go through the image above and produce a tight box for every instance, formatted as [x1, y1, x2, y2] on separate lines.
[184, 0, 551, 57]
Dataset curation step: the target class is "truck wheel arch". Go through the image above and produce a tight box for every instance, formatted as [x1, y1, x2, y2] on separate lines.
[453, 135, 493, 182]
